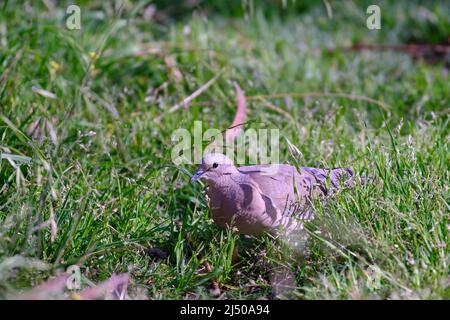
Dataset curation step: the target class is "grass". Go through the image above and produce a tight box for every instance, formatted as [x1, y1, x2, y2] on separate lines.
[0, 0, 448, 299]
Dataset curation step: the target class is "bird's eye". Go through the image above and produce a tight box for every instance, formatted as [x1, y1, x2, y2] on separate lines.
[212, 162, 219, 168]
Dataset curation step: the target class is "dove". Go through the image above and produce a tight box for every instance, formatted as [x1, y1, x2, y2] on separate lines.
[190, 153, 358, 236]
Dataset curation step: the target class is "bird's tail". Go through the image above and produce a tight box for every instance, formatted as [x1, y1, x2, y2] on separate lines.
[329, 167, 367, 188]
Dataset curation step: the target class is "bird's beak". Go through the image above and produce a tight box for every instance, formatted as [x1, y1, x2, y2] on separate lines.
[190, 169, 205, 183]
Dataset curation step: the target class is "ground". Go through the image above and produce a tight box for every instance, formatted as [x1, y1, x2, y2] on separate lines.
[0, 1, 448, 299]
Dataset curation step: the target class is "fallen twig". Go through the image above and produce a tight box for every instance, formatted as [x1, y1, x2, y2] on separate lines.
[327, 42, 450, 64]
[246, 92, 391, 114]
[203, 260, 221, 297]
[347, 43, 450, 55]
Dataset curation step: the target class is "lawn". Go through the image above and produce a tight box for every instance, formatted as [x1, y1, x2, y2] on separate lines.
[0, 0, 448, 299]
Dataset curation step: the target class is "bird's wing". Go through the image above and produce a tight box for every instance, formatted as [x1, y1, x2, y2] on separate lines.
[230, 166, 302, 231]
[300, 166, 356, 193]
[236, 165, 312, 219]
[236, 164, 355, 218]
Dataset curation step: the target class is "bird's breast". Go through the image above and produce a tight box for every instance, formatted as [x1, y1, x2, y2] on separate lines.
[206, 182, 274, 235]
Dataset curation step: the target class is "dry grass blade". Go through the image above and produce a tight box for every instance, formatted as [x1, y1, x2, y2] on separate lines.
[225, 82, 247, 143]
[0, 50, 22, 89]
[32, 86, 57, 100]
[260, 98, 297, 124]
[204, 81, 248, 152]
[81, 87, 119, 118]
[155, 67, 225, 122]
[0, 153, 32, 164]
[45, 120, 58, 146]
[203, 260, 221, 297]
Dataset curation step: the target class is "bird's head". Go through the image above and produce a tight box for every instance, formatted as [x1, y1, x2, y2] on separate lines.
[190, 153, 237, 183]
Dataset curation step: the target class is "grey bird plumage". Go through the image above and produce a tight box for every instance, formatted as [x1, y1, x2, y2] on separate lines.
[191, 153, 358, 236]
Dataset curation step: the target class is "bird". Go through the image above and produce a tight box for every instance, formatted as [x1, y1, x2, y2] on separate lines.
[190, 153, 359, 236]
